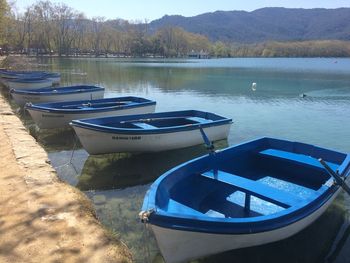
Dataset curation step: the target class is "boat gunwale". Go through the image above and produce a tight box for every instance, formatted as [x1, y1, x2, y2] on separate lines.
[7, 78, 53, 83]
[25, 97, 156, 114]
[10, 85, 105, 96]
[0, 70, 47, 78]
[70, 110, 233, 135]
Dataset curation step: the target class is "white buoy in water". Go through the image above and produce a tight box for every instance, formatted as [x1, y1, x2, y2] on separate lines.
[251, 82, 257, 91]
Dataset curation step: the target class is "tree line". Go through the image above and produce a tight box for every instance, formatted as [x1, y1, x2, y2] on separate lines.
[1, 0, 350, 58]
[228, 41, 350, 57]
[0, 0, 211, 57]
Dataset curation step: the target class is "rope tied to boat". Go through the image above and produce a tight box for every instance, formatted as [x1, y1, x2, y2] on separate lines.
[139, 209, 155, 223]
[199, 126, 215, 155]
[24, 102, 33, 110]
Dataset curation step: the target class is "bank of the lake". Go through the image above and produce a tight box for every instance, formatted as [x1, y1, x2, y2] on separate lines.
[0, 56, 132, 263]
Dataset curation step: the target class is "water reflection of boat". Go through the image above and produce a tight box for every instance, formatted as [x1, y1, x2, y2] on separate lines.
[29, 128, 81, 152]
[77, 140, 229, 191]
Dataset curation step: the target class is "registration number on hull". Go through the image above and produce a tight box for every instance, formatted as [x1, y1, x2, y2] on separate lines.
[112, 136, 141, 140]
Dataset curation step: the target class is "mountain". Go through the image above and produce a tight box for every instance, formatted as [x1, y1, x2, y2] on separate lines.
[148, 7, 350, 43]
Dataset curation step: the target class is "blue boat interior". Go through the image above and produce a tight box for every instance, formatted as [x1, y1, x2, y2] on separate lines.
[153, 138, 348, 221]
[74, 110, 228, 130]
[0, 70, 59, 80]
[11, 85, 104, 94]
[30, 97, 154, 111]
[9, 78, 51, 83]
[119, 116, 211, 129]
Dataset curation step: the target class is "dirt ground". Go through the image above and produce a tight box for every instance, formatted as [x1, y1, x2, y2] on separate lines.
[0, 58, 132, 262]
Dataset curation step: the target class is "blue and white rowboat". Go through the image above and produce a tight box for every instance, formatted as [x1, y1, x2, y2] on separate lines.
[11, 85, 105, 107]
[25, 96, 156, 129]
[0, 69, 46, 79]
[43, 72, 61, 84]
[70, 110, 232, 154]
[0, 70, 60, 86]
[6, 77, 53, 90]
[140, 137, 350, 263]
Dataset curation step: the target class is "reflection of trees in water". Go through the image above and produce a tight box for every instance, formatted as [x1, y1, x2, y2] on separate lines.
[39, 57, 350, 102]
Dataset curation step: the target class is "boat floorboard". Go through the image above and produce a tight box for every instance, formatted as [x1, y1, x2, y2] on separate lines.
[201, 170, 306, 208]
[186, 117, 211, 124]
[133, 122, 157, 129]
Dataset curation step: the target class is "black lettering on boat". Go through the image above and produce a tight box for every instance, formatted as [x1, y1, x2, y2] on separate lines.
[112, 136, 141, 140]
[42, 114, 64, 118]
[24, 96, 40, 101]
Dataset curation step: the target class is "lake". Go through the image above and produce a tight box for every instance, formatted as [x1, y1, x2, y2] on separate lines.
[26, 57, 350, 263]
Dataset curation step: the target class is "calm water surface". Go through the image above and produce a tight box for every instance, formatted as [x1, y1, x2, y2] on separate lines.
[27, 58, 350, 262]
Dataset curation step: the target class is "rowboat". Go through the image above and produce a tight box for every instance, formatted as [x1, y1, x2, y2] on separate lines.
[70, 110, 232, 154]
[0, 70, 60, 86]
[6, 78, 53, 90]
[140, 137, 350, 263]
[10, 85, 105, 107]
[43, 72, 61, 84]
[25, 96, 156, 129]
[0, 69, 46, 79]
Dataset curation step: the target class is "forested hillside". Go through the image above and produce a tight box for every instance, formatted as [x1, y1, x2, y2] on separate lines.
[149, 8, 350, 43]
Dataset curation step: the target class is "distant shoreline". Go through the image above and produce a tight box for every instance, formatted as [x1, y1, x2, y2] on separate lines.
[4, 53, 350, 60]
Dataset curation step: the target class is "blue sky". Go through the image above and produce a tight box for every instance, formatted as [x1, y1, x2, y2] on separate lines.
[15, 0, 350, 21]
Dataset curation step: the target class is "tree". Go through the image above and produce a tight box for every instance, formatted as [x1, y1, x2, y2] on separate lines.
[32, 1, 55, 53]
[50, 3, 83, 56]
[0, 0, 10, 47]
[212, 41, 230, 57]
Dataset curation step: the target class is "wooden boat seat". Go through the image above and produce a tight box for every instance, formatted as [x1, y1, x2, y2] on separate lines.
[186, 117, 211, 124]
[133, 122, 157, 129]
[258, 149, 339, 171]
[201, 170, 305, 208]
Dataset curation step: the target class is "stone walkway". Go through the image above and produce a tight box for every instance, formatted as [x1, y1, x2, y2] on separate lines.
[0, 89, 132, 262]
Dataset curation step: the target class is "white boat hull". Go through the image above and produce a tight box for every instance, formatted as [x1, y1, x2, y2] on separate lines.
[27, 104, 156, 129]
[7, 79, 53, 90]
[149, 190, 340, 263]
[72, 123, 231, 154]
[12, 90, 105, 107]
[48, 77, 61, 85]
